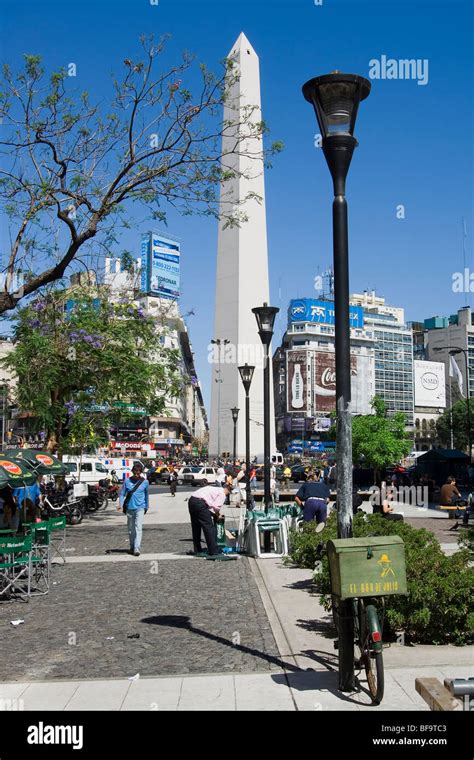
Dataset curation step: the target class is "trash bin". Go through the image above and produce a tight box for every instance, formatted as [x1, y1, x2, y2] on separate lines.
[327, 536, 407, 599]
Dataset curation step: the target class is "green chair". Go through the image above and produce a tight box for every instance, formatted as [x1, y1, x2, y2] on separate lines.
[0, 534, 33, 600]
[48, 515, 66, 564]
[26, 522, 50, 596]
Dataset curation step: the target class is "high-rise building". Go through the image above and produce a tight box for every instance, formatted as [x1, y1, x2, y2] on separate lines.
[351, 292, 414, 426]
[274, 291, 415, 453]
[425, 306, 474, 401]
[209, 32, 275, 459]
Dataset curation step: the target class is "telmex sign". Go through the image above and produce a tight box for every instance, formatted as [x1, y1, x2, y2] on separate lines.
[414, 360, 446, 409]
[289, 299, 364, 329]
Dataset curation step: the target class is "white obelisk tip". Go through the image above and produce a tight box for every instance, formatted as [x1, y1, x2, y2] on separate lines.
[228, 32, 258, 59]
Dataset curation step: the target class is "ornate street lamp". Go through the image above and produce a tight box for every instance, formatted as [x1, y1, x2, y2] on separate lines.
[303, 71, 371, 692]
[231, 406, 240, 463]
[238, 363, 255, 508]
[252, 303, 279, 515]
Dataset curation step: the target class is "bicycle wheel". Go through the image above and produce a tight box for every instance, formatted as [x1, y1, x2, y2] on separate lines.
[358, 599, 384, 704]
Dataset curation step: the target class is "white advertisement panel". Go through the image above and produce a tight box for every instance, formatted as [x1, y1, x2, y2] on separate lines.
[414, 361, 446, 408]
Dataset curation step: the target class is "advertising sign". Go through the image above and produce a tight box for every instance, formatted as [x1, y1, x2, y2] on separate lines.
[414, 361, 446, 408]
[289, 299, 364, 329]
[140, 233, 180, 299]
[313, 351, 373, 415]
[287, 349, 309, 413]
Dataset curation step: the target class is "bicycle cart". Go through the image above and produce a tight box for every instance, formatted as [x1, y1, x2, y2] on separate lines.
[326, 536, 407, 705]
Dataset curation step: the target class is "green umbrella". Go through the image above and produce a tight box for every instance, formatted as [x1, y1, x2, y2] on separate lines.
[0, 455, 37, 489]
[8, 449, 68, 476]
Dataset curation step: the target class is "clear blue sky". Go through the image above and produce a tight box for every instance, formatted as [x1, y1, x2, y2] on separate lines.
[1, 0, 472, 410]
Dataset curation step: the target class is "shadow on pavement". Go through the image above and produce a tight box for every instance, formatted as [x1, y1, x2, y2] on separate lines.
[141, 614, 301, 673]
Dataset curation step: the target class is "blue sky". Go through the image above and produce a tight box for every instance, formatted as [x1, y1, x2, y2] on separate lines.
[1, 0, 472, 409]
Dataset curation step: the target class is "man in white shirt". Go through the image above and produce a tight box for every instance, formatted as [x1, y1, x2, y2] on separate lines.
[188, 484, 232, 556]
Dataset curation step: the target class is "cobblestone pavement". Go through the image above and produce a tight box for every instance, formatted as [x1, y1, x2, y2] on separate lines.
[0, 526, 281, 682]
[58, 522, 201, 557]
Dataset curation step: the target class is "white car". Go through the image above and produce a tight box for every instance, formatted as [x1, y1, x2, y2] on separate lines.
[183, 466, 218, 487]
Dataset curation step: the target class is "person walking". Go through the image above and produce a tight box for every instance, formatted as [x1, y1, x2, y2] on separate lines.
[120, 461, 149, 556]
[282, 465, 292, 489]
[187, 483, 232, 556]
[167, 466, 178, 497]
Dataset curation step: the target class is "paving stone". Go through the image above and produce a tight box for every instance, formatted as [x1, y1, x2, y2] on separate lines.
[0, 524, 280, 681]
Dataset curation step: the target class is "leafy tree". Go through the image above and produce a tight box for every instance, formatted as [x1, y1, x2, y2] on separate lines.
[351, 396, 412, 470]
[0, 37, 283, 312]
[2, 286, 181, 453]
[436, 399, 472, 451]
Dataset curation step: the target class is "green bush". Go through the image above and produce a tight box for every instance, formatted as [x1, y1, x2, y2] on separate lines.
[287, 512, 474, 645]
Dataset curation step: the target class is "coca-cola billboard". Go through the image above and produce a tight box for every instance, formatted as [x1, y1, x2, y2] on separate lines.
[313, 352, 358, 413]
[287, 349, 309, 413]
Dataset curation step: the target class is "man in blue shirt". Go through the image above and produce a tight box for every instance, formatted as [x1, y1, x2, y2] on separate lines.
[120, 461, 149, 556]
[295, 470, 330, 529]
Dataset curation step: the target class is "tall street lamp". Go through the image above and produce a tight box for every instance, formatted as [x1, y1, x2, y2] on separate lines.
[211, 338, 229, 459]
[252, 303, 279, 518]
[303, 71, 370, 692]
[238, 363, 255, 508]
[231, 406, 240, 462]
[433, 346, 472, 457]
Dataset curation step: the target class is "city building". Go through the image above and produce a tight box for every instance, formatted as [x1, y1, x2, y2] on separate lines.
[274, 297, 376, 454]
[105, 255, 208, 459]
[351, 291, 414, 427]
[274, 290, 415, 454]
[424, 306, 474, 402]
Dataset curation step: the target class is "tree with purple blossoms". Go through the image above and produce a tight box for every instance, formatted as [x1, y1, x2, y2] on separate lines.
[2, 286, 181, 453]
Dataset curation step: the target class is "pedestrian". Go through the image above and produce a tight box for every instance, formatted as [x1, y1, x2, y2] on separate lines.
[328, 462, 337, 490]
[249, 466, 257, 492]
[216, 465, 226, 486]
[270, 475, 280, 505]
[120, 461, 149, 556]
[283, 465, 292, 489]
[295, 470, 330, 530]
[187, 483, 232, 556]
[167, 466, 177, 497]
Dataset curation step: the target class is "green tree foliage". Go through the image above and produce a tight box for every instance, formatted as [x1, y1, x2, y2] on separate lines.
[0, 37, 282, 313]
[436, 399, 472, 451]
[352, 396, 412, 469]
[288, 512, 474, 645]
[2, 286, 180, 453]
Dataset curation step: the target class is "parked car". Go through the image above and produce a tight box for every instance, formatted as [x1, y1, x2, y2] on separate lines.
[184, 466, 218, 487]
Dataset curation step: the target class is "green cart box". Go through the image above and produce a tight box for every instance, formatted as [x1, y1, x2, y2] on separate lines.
[327, 536, 407, 599]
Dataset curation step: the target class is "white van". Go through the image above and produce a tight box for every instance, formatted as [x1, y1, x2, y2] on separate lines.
[62, 456, 111, 484]
[252, 452, 284, 466]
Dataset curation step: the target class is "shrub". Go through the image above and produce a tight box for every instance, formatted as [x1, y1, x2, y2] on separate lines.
[287, 512, 474, 645]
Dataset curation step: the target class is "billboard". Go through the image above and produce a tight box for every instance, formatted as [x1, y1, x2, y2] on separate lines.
[140, 233, 180, 299]
[289, 299, 364, 329]
[287, 349, 309, 413]
[313, 350, 374, 415]
[414, 361, 446, 408]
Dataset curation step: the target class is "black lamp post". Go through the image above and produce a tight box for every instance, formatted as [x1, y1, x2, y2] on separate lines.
[238, 363, 255, 509]
[252, 303, 279, 517]
[433, 346, 472, 457]
[303, 71, 370, 692]
[231, 407, 240, 463]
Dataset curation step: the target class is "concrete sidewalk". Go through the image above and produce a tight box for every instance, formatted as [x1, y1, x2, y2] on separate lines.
[1, 490, 472, 711]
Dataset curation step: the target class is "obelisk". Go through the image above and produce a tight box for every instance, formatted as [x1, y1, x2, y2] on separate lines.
[209, 32, 275, 459]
